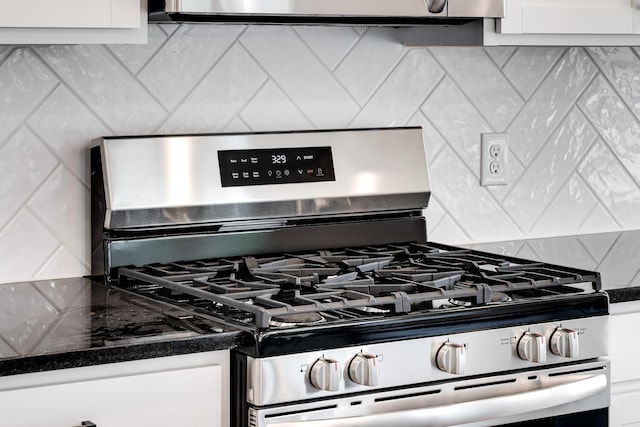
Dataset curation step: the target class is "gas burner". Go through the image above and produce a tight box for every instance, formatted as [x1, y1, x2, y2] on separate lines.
[350, 306, 392, 315]
[490, 292, 512, 303]
[269, 312, 327, 328]
[443, 291, 513, 308]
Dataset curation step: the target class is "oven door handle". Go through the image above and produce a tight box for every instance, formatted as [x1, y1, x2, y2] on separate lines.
[269, 373, 607, 427]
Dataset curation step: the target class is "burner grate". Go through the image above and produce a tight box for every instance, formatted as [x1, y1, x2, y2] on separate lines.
[116, 242, 601, 330]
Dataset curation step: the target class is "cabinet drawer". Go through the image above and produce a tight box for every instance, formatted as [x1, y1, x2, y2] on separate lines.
[0, 365, 223, 427]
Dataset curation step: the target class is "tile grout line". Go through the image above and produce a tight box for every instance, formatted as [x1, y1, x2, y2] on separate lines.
[292, 25, 365, 110]
[520, 107, 600, 235]
[498, 47, 595, 204]
[591, 233, 623, 273]
[581, 48, 640, 190]
[151, 25, 252, 133]
[586, 46, 640, 134]
[573, 173, 619, 233]
[237, 29, 322, 130]
[29, 46, 120, 137]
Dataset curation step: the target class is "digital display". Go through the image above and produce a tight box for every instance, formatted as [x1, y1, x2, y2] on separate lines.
[271, 154, 287, 164]
[218, 146, 335, 187]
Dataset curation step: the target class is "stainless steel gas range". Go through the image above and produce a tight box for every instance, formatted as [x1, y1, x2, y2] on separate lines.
[91, 127, 610, 427]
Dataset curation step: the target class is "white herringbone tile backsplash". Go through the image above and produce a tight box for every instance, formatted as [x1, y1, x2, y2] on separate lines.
[1, 25, 640, 284]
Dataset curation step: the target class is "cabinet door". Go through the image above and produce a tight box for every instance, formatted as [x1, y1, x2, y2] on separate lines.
[0, 0, 139, 29]
[499, 0, 640, 34]
[0, 0, 146, 44]
[609, 302, 640, 427]
[0, 365, 223, 427]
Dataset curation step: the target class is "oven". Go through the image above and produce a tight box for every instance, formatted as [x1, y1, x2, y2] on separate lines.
[90, 127, 609, 427]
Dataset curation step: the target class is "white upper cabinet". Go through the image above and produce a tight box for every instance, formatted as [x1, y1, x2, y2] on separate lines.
[484, 0, 640, 45]
[0, 0, 140, 29]
[500, 0, 639, 34]
[0, 0, 147, 44]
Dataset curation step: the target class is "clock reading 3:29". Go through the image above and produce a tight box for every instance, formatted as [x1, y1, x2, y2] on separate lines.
[271, 154, 287, 164]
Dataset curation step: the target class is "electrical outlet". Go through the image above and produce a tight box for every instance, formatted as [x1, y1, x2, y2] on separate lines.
[480, 133, 508, 186]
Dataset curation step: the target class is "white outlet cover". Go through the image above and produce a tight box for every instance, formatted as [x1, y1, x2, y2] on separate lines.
[480, 133, 508, 186]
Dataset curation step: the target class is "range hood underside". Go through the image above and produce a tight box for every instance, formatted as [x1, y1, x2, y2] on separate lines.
[149, 14, 487, 46]
[148, 0, 504, 27]
[149, 12, 479, 27]
[148, 0, 500, 45]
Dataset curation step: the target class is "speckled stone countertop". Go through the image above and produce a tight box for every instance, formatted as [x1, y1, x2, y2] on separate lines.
[3, 230, 638, 376]
[467, 229, 640, 304]
[0, 277, 243, 377]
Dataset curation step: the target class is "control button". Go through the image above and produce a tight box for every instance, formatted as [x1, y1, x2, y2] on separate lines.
[242, 172, 250, 179]
[304, 154, 314, 160]
[231, 172, 239, 179]
[298, 169, 304, 175]
[550, 327, 579, 358]
[309, 357, 341, 391]
[268, 170, 273, 177]
[284, 169, 290, 176]
[252, 171, 260, 178]
[436, 342, 466, 374]
[306, 169, 314, 175]
[296, 155, 302, 161]
[240, 158, 249, 163]
[276, 170, 282, 178]
[517, 332, 546, 363]
[229, 159, 238, 164]
[317, 168, 325, 177]
[348, 353, 378, 386]
[250, 157, 258, 164]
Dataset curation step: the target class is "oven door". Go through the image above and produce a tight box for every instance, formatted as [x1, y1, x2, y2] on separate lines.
[251, 360, 609, 427]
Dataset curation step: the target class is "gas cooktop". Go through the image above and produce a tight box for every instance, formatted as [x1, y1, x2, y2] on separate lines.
[116, 242, 602, 331]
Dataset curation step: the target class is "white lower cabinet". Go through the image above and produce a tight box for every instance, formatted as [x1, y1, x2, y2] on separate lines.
[0, 350, 229, 427]
[609, 302, 640, 427]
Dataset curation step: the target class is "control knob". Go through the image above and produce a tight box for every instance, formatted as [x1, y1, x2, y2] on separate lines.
[436, 342, 466, 374]
[517, 332, 546, 363]
[348, 352, 379, 386]
[550, 327, 579, 358]
[309, 357, 341, 391]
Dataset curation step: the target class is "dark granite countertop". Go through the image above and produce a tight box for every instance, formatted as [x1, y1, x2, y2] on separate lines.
[3, 230, 638, 375]
[0, 277, 243, 377]
[467, 229, 640, 304]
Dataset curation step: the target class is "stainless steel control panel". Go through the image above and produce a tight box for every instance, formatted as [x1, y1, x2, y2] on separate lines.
[245, 315, 609, 406]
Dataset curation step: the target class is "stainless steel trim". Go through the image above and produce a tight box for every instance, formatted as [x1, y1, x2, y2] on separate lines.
[164, 0, 505, 18]
[104, 216, 427, 272]
[166, 0, 445, 16]
[269, 371, 607, 427]
[107, 194, 429, 229]
[253, 360, 610, 427]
